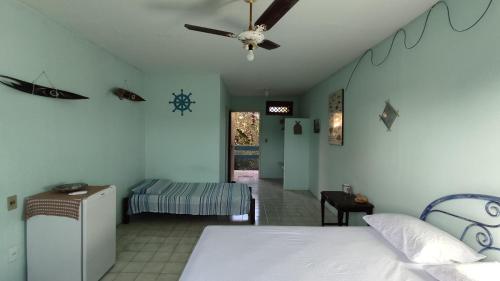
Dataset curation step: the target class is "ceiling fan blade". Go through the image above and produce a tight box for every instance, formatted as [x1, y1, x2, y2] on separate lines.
[255, 0, 299, 31]
[258, 39, 280, 50]
[184, 24, 237, 38]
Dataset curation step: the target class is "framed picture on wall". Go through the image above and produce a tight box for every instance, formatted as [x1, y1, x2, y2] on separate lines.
[328, 89, 344, 145]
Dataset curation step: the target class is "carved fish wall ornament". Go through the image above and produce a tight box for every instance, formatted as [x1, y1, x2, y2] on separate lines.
[0, 75, 89, 100]
[294, 121, 302, 135]
[112, 87, 146, 102]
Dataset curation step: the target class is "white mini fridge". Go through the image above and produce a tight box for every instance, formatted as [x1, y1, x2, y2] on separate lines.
[27, 186, 116, 281]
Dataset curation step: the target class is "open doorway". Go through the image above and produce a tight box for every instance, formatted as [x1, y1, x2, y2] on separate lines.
[228, 112, 260, 183]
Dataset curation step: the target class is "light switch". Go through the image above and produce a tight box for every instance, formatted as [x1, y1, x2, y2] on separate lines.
[7, 195, 17, 211]
[8, 246, 18, 263]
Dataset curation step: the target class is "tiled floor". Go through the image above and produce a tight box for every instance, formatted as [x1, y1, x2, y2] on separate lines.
[233, 170, 259, 183]
[101, 179, 335, 281]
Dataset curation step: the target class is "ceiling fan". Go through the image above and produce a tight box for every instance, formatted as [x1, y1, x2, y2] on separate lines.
[185, 0, 299, 62]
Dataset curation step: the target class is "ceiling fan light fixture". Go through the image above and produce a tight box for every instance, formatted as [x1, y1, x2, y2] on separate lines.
[185, 0, 299, 59]
[247, 50, 255, 62]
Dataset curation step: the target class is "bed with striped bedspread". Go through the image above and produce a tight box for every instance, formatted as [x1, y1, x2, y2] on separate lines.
[129, 179, 252, 216]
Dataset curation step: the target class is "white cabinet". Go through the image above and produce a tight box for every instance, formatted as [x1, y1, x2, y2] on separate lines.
[27, 186, 116, 281]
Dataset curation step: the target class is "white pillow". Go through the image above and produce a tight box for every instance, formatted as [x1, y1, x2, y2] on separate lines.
[424, 262, 500, 281]
[363, 213, 486, 264]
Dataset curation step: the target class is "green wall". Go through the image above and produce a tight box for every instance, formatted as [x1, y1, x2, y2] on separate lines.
[300, 0, 500, 224]
[144, 72, 226, 182]
[4, 0, 499, 278]
[283, 118, 311, 190]
[0, 0, 145, 280]
[219, 80, 229, 182]
[230, 96, 300, 179]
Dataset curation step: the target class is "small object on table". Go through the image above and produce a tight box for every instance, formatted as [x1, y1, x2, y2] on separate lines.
[342, 184, 353, 195]
[68, 190, 88, 196]
[321, 191, 374, 226]
[354, 193, 369, 204]
[52, 183, 88, 193]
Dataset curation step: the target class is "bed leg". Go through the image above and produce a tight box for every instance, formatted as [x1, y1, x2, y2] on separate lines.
[250, 197, 256, 225]
[122, 197, 130, 224]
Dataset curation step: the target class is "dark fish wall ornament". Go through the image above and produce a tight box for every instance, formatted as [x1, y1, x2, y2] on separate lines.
[379, 100, 399, 131]
[113, 87, 145, 102]
[0, 73, 88, 100]
[293, 121, 302, 135]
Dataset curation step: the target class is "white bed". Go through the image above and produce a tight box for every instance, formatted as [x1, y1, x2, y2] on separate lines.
[180, 193, 500, 281]
[180, 226, 434, 281]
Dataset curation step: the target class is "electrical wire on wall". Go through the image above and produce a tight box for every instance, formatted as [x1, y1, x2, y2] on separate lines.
[345, 0, 494, 91]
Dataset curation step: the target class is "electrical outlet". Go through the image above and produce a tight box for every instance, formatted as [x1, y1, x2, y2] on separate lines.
[7, 195, 17, 211]
[8, 246, 17, 263]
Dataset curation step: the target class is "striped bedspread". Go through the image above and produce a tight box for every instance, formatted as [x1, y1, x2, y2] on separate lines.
[129, 179, 252, 216]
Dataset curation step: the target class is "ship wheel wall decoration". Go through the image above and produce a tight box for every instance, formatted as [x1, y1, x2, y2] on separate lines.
[169, 89, 196, 116]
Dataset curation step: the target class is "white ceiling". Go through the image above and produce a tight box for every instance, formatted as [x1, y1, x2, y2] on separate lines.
[19, 0, 438, 96]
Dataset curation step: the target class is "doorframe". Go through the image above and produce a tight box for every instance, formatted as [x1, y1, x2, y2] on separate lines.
[227, 111, 234, 182]
[227, 111, 261, 183]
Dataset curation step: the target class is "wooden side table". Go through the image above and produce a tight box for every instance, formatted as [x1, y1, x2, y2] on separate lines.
[321, 191, 374, 226]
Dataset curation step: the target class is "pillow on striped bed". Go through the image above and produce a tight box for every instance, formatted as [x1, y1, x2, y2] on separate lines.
[131, 179, 173, 195]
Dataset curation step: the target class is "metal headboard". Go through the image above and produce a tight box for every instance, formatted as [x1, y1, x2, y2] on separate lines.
[420, 194, 500, 254]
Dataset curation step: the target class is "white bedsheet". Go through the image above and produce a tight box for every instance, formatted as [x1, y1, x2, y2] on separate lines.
[180, 226, 437, 281]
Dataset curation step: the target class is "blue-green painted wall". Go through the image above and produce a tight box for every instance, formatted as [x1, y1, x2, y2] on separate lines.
[144, 72, 226, 182]
[229, 96, 300, 179]
[283, 118, 311, 190]
[0, 1, 145, 280]
[219, 80, 229, 182]
[300, 0, 500, 224]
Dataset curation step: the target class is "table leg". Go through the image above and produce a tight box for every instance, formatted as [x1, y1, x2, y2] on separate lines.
[337, 210, 344, 226]
[321, 197, 325, 226]
[345, 212, 350, 226]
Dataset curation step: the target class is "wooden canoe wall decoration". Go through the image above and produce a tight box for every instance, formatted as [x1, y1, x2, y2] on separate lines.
[112, 87, 145, 102]
[0, 73, 88, 100]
